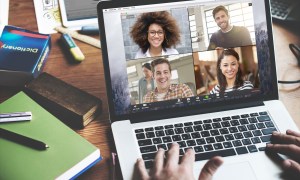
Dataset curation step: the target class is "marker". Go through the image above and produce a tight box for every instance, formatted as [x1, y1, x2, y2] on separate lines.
[80, 26, 99, 35]
[0, 128, 49, 150]
[0, 112, 32, 123]
[61, 33, 85, 62]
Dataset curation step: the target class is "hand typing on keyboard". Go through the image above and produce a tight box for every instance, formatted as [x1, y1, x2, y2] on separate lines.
[135, 143, 223, 180]
[266, 129, 300, 178]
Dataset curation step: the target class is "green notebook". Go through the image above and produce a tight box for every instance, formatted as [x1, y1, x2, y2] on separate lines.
[0, 92, 101, 180]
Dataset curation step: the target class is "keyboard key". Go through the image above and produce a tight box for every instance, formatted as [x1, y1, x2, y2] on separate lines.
[204, 144, 214, 151]
[252, 130, 262, 136]
[157, 144, 167, 150]
[247, 145, 258, 153]
[262, 128, 277, 135]
[213, 143, 223, 150]
[242, 139, 252, 145]
[261, 135, 272, 142]
[230, 120, 240, 126]
[194, 146, 204, 153]
[178, 141, 187, 148]
[162, 136, 172, 143]
[153, 138, 162, 144]
[259, 111, 268, 115]
[247, 124, 257, 130]
[195, 149, 236, 161]
[213, 118, 222, 122]
[142, 152, 156, 161]
[257, 115, 271, 122]
[203, 124, 213, 130]
[251, 137, 261, 144]
[146, 132, 155, 138]
[182, 133, 191, 140]
[243, 131, 253, 138]
[196, 138, 206, 145]
[236, 147, 248, 154]
[193, 125, 203, 131]
[239, 118, 249, 125]
[186, 140, 196, 146]
[136, 133, 146, 139]
[140, 145, 157, 153]
[248, 117, 257, 123]
[215, 135, 225, 142]
[165, 129, 174, 136]
[175, 123, 183, 127]
[225, 134, 234, 141]
[258, 147, 266, 151]
[221, 121, 231, 127]
[234, 133, 244, 139]
[179, 149, 185, 155]
[155, 130, 165, 137]
[164, 125, 174, 129]
[265, 121, 274, 127]
[184, 126, 194, 133]
[212, 122, 221, 129]
[194, 120, 203, 125]
[201, 131, 210, 137]
[203, 119, 212, 123]
[219, 128, 229, 134]
[222, 117, 231, 121]
[144, 160, 153, 169]
[135, 129, 144, 133]
[191, 132, 201, 139]
[223, 141, 233, 148]
[250, 113, 259, 117]
[175, 128, 184, 134]
[155, 126, 164, 130]
[231, 115, 240, 119]
[238, 125, 247, 132]
[241, 114, 250, 118]
[172, 135, 182, 141]
[232, 140, 242, 147]
[256, 123, 265, 129]
[210, 129, 220, 136]
[138, 139, 152, 146]
[229, 127, 238, 133]
[206, 137, 215, 144]
[145, 127, 154, 131]
[184, 122, 193, 126]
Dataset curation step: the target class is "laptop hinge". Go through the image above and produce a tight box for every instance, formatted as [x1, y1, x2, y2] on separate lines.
[129, 100, 264, 124]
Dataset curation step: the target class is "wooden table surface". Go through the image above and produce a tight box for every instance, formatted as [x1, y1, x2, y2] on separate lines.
[1, 0, 299, 179]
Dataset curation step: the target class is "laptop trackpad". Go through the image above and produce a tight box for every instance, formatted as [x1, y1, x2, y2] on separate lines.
[214, 161, 257, 180]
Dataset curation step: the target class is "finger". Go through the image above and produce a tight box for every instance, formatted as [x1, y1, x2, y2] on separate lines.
[266, 144, 300, 161]
[286, 129, 300, 138]
[180, 148, 195, 169]
[135, 158, 150, 180]
[271, 132, 300, 146]
[165, 143, 180, 168]
[282, 159, 300, 175]
[153, 148, 165, 173]
[199, 156, 223, 180]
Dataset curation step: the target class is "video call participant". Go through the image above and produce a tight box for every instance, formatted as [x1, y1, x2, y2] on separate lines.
[143, 58, 194, 103]
[210, 49, 253, 94]
[207, 5, 253, 50]
[138, 63, 155, 103]
[130, 11, 180, 58]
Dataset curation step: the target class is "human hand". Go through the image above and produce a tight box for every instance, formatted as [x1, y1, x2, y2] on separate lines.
[266, 129, 300, 176]
[135, 143, 223, 180]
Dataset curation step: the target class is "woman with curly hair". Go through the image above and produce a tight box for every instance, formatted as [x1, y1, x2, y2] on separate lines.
[130, 11, 181, 58]
[210, 49, 253, 94]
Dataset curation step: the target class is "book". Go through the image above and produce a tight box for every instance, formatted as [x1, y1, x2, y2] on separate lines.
[0, 91, 102, 180]
[24, 72, 102, 129]
[0, 25, 50, 86]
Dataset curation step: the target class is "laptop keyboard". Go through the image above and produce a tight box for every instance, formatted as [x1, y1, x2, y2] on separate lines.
[134, 111, 277, 168]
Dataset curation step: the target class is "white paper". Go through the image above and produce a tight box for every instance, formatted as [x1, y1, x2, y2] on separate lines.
[0, 0, 10, 36]
[33, 0, 62, 34]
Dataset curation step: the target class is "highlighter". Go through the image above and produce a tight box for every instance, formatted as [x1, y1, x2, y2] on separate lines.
[61, 33, 85, 61]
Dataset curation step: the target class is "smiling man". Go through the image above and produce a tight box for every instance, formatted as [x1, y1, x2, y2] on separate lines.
[207, 5, 253, 50]
[143, 58, 194, 103]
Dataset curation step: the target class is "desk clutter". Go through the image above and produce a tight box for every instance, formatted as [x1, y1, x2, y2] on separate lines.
[0, 92, 102, 179]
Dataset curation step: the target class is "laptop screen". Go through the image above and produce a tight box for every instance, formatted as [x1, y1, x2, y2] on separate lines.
[97, 0, 277, 122]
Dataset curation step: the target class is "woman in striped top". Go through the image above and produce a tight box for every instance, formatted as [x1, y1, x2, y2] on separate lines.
[210, 49, 253, 94]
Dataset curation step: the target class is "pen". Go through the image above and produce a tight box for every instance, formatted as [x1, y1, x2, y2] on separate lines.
[0, 111, 32, 123]
[61, 33, 85, 62]
[0, 127, 49, 150]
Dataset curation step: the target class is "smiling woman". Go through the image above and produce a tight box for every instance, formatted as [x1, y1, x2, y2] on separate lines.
[130, 11, 181, 59]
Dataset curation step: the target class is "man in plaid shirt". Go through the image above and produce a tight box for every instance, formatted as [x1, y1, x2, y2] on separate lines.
[143, 58, 194, 103]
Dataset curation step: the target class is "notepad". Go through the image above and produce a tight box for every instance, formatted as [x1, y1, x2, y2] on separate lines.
[0, 92, 102, 180]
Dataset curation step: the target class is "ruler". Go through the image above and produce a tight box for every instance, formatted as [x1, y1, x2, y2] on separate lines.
[54, 26, 101, 49]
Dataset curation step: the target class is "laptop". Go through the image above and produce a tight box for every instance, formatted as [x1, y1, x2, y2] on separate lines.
[97, 0, 299, 179]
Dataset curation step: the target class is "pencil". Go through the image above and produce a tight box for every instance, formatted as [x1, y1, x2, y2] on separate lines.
[0, 128, 49, 150]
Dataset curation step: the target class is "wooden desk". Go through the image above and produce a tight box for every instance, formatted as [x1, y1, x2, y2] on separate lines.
[1, 0, 299, 179]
